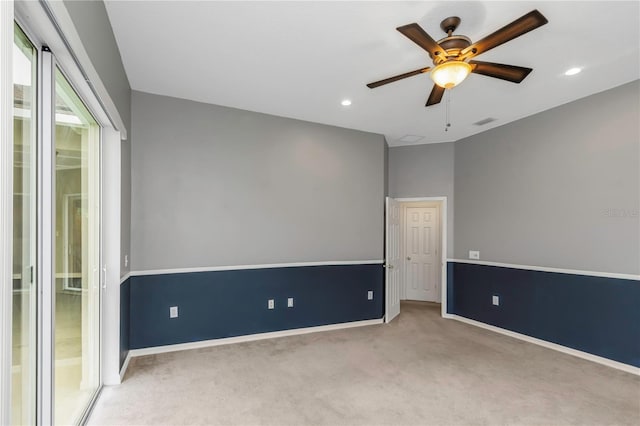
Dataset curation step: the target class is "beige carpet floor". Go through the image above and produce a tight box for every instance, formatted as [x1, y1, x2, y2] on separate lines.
[89, 302, 640, 425]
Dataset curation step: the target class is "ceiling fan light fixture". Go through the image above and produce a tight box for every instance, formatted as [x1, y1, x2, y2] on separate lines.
[430, 61, 472, 89]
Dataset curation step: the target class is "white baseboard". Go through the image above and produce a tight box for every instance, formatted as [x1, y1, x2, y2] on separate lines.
[118, 318, 383, 378]
[448, 314, 639, 376]
[118, 351, 131, 383]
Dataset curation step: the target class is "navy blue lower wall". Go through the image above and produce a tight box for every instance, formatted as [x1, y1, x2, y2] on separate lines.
[119, 277, 130, 368]
[128, 264, 384, 349]
[449, 262, 640, 367]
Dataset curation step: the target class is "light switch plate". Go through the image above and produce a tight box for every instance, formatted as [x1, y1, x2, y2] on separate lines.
[492, 295, 500, 306]
[169, 306, 178, 318]
[287, 297, 294, 308]
[469, 250, 480, 260]
[367, 291, 373, 300]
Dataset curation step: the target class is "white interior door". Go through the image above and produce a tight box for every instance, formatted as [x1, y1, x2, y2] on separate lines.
[385, 197, 401, 322]
[405, 206, 440, 302]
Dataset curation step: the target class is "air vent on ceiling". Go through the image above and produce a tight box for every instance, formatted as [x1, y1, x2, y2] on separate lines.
[473, 117, 497, 126]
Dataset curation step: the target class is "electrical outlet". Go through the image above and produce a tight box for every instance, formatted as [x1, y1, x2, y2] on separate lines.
[169, 306, 178, 318]
[367, 290, 374, 300]
[268, 299, 275, 310]
[469, 250, 480, 260]
[124, 254, 129, 267]
[492, 295, 500, 306]
[287, 297, 294, 308]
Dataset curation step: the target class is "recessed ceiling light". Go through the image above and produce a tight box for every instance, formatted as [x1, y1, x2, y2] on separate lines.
[564, 67, 582, 76]
[341, 99, 352, 106]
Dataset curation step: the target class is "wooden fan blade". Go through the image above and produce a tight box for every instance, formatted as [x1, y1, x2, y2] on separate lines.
[426, 84, 445, 106]
[461, 10, 548, 59]
[367, 67, 431, 88]
[470, 61, 533, 83]
[397, 23, 448, 59]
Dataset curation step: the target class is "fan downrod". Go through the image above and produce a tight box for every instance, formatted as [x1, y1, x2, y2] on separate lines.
[440, 16, 461, 35]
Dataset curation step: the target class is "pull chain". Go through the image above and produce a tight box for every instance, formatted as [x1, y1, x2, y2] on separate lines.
[444, 89, 452, 132]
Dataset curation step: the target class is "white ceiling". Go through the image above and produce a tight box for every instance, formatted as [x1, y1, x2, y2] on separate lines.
[104, 1, 640, 146]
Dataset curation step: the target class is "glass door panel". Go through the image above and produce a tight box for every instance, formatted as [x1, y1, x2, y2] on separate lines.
[53, 68, 100, 426]
[12, 23, 37, 426]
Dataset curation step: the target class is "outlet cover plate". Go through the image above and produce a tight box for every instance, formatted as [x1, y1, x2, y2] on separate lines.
[367, 290, 373, 300]
[469, 250, 480, 260]
[268, 299, 275, 309]
[287, 297, 294, 308]
[492, 295, 500, 306]
[169, 306, 178, 318]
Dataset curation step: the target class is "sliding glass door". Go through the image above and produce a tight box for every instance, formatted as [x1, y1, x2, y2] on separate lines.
[9, 21, 102, 426]
[53, 68, 101, 425]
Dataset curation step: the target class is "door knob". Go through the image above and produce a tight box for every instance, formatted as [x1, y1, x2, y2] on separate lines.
[407, 256, 411, 260]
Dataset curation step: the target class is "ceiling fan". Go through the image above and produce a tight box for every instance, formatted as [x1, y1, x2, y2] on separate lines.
[367, 10, 548, 106]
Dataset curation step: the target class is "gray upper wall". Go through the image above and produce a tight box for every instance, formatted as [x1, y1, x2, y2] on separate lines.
[131, 91, 385, 271]
[454, 80, 640, 275]
[63, 0, 132, 277]
[388, 142, 455, 257]
[63, 0, 131, 134]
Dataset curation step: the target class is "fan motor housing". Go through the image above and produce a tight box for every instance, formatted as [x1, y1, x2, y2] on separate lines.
[436, 35, 472, 62]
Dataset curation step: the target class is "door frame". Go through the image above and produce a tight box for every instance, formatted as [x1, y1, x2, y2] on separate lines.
[395, 197, 448, 318]
[0, 1, 15, 424]
[17, 0, 125, 390]
[384, 197, 401, 323]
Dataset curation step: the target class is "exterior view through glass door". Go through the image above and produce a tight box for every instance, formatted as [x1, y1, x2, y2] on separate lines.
[53, 68, 101, 425]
